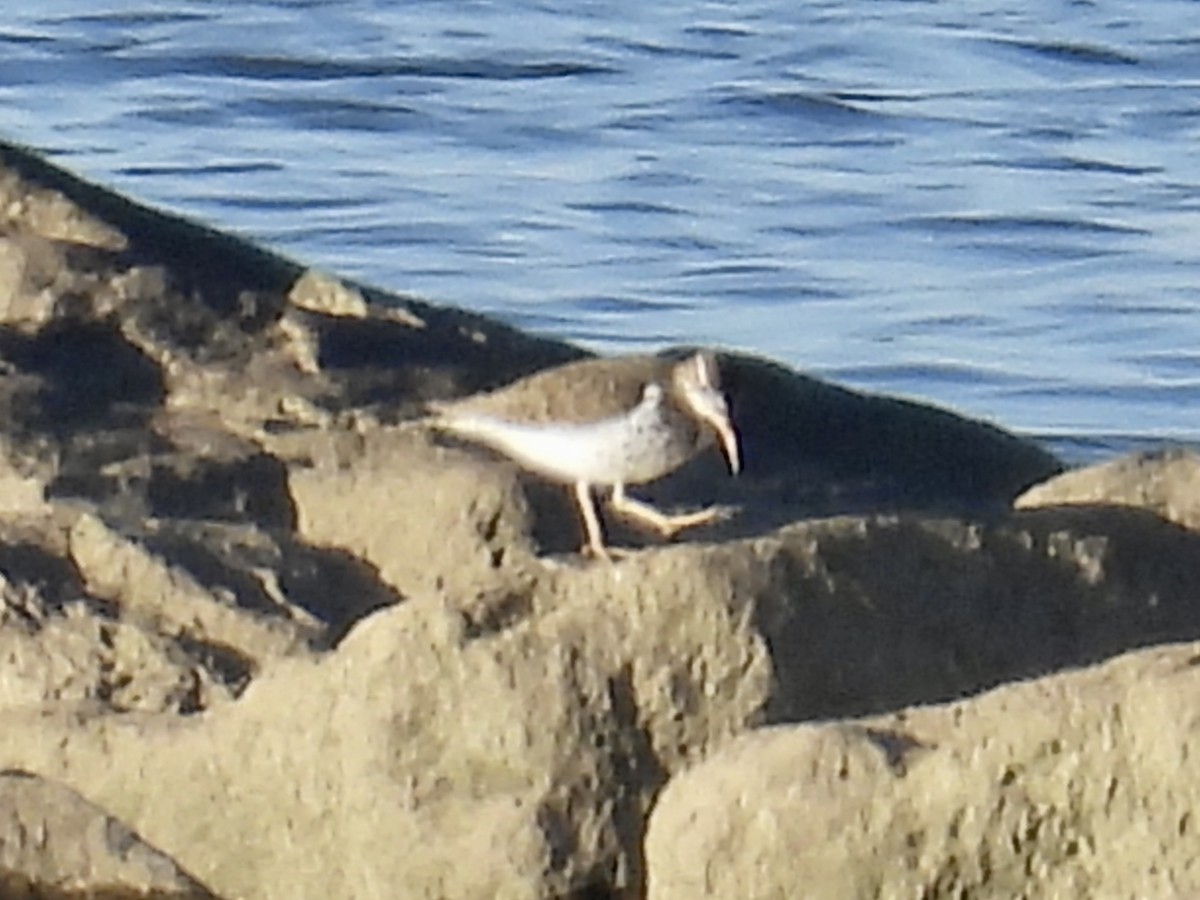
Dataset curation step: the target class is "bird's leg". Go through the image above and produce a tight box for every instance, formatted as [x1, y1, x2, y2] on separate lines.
[573, 481, 612, 561]
[608, 483, 730, 539]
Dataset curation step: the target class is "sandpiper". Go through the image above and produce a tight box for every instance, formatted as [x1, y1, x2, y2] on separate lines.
[429, 350, 741, 560]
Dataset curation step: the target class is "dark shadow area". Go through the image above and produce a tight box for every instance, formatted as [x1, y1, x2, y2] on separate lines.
[280, 543, 404, 649]
[119, 518, 401, 648]
[0, 869, 219, 900]
[142, 452, 296, 529]
[560, 886, 638, 900]
[136, 522, 311, 617]
[604, 665, 668, 900]
[721, 351, 1063, 510]
[0, 320, 164, 434]
[50, 451, 298, 532]
[172, 632, 256, 703]
[530, 665, 664, 900]
[520, 474, 586, 557]
[0, 541, 89, 616]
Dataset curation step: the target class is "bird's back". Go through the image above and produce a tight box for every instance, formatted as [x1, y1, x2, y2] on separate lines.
[430, 354, 674, 426]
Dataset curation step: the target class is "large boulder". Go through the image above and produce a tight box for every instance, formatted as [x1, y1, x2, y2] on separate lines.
[646, 640, 1200, 900]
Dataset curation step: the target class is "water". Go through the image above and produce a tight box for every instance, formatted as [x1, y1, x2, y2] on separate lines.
[4, 1, 1200, 464]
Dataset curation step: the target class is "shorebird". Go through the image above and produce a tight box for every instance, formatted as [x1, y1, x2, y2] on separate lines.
[429, 350, 741, 560]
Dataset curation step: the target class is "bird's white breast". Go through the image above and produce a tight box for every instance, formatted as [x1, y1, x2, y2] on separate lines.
[437, 384, 690, 485]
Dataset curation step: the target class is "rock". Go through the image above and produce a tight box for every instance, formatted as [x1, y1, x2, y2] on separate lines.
[284, 424, 543, 598]
[0, 137, 1186, 899]
[0, 508, 244, 715]
[716, 352, 1062, 520]
[645, 640, 1200, 900]
[3, 508, 1200, 898]
[1015, 447, 1200, 531]
[736, 506, 1200, 723]
[0, 769, 220, 899]
[0, 548, 772, 899]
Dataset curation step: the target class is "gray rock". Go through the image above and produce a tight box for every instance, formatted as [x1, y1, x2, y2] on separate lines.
[646, 641, 1200, 900]
[1016, 447, 1200, 531]
[3, 508, 1200, 898]
[0, 769, 219, 898]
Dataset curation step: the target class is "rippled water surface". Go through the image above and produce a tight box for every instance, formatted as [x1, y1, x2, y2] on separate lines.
[4, 1, 1200, 462]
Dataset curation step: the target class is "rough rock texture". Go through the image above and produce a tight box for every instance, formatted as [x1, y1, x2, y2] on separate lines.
[646, 642, 1200, 900]
[1015, 446, 1200, 531]
[0, 770, 216, 899]
[0, 136, 1195, 899]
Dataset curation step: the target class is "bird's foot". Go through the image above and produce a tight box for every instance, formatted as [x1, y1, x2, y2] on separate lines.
[649, 503, 739, 538]
[609, 486, 739, 540]
[580, 542, 633, 563]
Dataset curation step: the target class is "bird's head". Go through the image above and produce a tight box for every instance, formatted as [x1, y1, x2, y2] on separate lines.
[673, 351, 741, 475]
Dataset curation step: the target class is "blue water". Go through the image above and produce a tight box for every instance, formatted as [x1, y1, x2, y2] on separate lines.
[4, 1, 1200, 464]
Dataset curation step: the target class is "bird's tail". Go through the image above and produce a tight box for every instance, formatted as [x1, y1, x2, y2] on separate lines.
[424, 404, 499, 441]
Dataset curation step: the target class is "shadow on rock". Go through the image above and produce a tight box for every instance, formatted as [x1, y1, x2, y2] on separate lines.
[744, 504, 1200, 724]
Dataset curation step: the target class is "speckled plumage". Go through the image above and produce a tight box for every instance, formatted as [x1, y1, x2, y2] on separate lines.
[430, 351, 740, 559]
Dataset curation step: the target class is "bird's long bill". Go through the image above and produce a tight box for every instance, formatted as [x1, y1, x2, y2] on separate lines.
[712, 417, 741, 475]
[678, 355, 742, 475]
[686, 384, 742, 475]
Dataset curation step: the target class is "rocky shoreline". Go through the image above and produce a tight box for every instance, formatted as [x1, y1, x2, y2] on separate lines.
[1, 137, 1197, 899]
